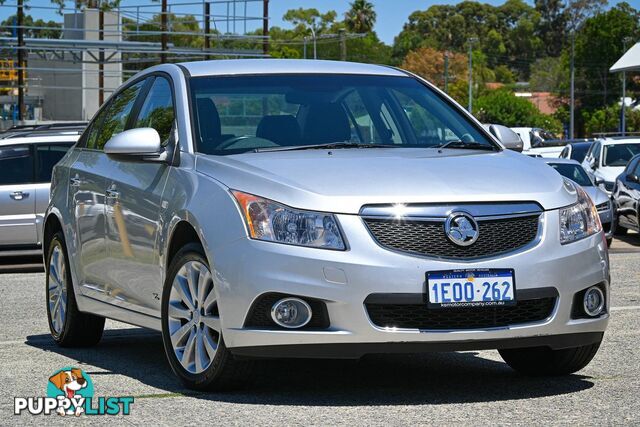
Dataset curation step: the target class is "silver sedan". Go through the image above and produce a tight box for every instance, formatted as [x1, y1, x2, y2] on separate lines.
[44, 60, 609, 390]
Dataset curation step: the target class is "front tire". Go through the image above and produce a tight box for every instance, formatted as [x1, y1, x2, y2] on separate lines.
[46, 231, 105, 347]
[161, 243, 253, 391]
[499, 341, 602, 376]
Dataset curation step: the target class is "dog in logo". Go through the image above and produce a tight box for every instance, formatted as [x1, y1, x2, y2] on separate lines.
[48, 369, 87, 416]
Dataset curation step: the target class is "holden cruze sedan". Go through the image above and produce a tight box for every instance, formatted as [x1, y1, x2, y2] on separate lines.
[44, 60, 609, 390]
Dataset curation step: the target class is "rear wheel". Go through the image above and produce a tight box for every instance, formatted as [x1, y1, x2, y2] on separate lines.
[613, 215, 628, 236]
[161, 243, 253, 390]
[499, 341, 602, 376]
[46, 231, 105, 347]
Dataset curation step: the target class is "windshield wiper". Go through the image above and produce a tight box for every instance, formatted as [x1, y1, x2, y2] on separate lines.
[436, 140, 497, 151]
[254, 142, 402, 153]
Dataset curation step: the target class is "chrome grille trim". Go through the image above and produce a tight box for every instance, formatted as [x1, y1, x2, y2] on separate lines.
[360, 203, 543, 260]
[359, 202, 543, 221]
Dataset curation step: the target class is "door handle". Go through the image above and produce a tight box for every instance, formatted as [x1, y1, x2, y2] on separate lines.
[10, 191, 29, 200]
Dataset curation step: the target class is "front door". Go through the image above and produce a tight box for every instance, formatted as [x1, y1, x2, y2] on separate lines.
[104, 75, 175, 314]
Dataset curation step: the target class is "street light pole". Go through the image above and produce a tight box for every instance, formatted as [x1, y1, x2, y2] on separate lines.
[467, 37, 477, 113]
[570, 31, 575, 139]
[621, 37, 633, 136]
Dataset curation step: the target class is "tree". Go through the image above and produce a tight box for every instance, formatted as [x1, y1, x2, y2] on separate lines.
[0, 14, 61, 38]
[574, 3, 640, 112]
[401, 47, 466, 90]
[282, 8, 337, 36]
[474, 89, 562, 133]
[535, 0, 566, 56]
[529, 57, 568, 92]
[344, 0, 376, 33]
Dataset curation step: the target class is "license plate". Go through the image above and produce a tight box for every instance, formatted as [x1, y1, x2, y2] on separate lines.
[426, 269, 516, 308]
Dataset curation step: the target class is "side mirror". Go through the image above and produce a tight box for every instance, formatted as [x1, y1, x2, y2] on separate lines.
[627, 174, 640, 184]
[594, 177, 605, 185]
[104, 128, 164, 160]
[488, 124, 523, 152]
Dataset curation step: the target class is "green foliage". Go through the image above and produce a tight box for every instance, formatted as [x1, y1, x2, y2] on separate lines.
[494, 65, 516, 84]
[344, 0, 377, 33]
[0, 14, 61, 38]
[474, 89, 562, 132]
[583, 105, 640, 135]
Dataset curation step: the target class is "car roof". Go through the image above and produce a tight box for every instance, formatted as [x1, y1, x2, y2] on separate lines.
[0, 134, 79, 146]
[598, 137, 640, 145]
[179, 59, 408, 78]
[541, 158, 582, 165]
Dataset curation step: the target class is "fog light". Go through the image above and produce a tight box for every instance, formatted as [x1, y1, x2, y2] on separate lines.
[583, 286, 605, 317]
[271, 298, 312, 328]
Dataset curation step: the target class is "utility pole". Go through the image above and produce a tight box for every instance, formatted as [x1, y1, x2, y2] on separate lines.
[570, 32, 575, 139]
[262, 0, 269, 56]
[467, 37, 477, 113]
[621, 37, 633, 136]
[339, 29, 346, 61]
[17, 0, 24, 121]
[444, 51, 449, 93]
[160, 0, 168, 63]
[204, 1, 210, 57]
[98, 4, 105, 106]
[303, 37, 307, 59]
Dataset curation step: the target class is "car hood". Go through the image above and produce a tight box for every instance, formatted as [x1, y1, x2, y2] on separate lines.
[596, 166, 625, 182]
[196, 148, 577, 214]
[583, 186, 610, 206]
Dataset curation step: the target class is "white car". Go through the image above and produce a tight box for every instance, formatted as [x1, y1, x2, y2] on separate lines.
[511, 127, 566, 157]
[0, 134, 78, 256]
[581, 137, 640, 194]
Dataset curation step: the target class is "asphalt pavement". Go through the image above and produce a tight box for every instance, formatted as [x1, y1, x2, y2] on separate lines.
[0, 236, 638, 425]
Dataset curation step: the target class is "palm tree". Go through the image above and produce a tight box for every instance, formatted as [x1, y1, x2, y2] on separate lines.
[344, 0, 376, 33]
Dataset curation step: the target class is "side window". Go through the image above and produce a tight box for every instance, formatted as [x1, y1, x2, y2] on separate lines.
[92, 80, 146, 150]
[134, 77, 175, 145]
[85, 106, 110, 150]
[0, 145, 33, 185]
[35, 144, 72, 183]
[560, 146, 568, 158]
[593, 143, 601, 165]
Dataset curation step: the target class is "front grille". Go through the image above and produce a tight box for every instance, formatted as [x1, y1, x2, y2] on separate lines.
[364, 215, 539, 259]
[244, 292, 330, 330]
[596, 201, 610, 212]
[366, 297, 556, 330]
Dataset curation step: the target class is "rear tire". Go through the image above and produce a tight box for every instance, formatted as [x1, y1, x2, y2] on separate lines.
[46, 231, 105, 347]
[613, 216, 628, 236]
[606, 237, 612, 247]
[161, 243, 254, 391]
[499, 341, 602, 376]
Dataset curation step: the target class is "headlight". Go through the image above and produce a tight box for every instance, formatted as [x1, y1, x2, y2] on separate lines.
[231, 191, 346, 250]
[559, 180, 602, 244]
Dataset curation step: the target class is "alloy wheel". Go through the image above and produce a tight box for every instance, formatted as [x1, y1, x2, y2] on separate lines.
[167, 260, 220, 374]
[48, 244, 67, 335]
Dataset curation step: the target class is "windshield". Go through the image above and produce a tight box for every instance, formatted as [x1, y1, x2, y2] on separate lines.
[603, 143, 640, 167]
[548, 163, 593, 186]
[189, 74, 496, 155]
[570, 144, 590, 162]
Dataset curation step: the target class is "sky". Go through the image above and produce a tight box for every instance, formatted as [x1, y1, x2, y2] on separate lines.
[1, 0, 640, 45]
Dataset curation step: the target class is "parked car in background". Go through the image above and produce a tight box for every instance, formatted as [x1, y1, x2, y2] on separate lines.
[511, 127, 567, 157]
[543, 158, 613, 246]
[0, 134, 77, 256]
[559, 141, 594, 163]
[612, 153, 640, 236]
[44, 60, 609, 391]
[0, 122, 87, 140]
[582, 138, 640, 195]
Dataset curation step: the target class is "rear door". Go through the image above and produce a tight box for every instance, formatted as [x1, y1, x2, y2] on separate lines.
[33, 142, 74, 244]
[0, 144, 37, 248]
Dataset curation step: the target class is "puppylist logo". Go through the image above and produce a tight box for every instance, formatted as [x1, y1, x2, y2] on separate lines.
[14, 367, 134, 416]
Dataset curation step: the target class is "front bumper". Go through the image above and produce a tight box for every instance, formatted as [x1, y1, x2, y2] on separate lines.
[212, 210, 610, 357]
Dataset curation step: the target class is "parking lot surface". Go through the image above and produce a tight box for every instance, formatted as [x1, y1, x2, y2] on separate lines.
[0, 236, 638, 425]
